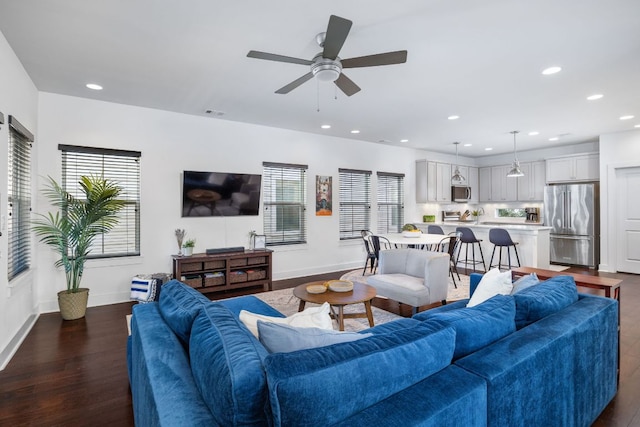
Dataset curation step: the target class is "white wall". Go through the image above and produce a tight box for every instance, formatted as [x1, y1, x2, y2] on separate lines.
[0, 31, 39, 369]
[598, 129, 640, 272]
[37, 92, 459, 312]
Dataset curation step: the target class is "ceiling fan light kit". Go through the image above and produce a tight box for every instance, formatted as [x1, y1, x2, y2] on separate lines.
[506, 131, 525, 178]
[247, 14, 407, 97]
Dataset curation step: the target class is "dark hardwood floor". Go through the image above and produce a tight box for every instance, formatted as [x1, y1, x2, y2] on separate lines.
[0, 267, 638, 426]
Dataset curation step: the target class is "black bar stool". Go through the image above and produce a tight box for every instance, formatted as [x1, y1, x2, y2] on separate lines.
[455, 227, 486, 272]
[489, 228, 521, 270]
[427, 225, 444, 235]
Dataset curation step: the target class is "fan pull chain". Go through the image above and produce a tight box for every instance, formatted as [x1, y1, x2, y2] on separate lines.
[334, 84, 338, 100]
[317, 79, 321, 112]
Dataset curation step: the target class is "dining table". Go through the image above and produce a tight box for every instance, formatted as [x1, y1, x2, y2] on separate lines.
[376, 232, 447, 248]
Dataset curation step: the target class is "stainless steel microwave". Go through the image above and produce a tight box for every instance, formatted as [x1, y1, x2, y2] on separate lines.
[451, 186, 472, 202]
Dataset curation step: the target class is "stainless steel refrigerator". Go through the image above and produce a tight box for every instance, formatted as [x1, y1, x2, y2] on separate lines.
[544, 183, 599, 267]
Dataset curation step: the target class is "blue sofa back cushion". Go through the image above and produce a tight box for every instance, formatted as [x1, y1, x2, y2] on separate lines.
[263, 321, 456, 427]
[189, 302, 271, 427]
[158, 280, 210, 345]
[513, 275, 578, 329]
[414, 294, 516, 359]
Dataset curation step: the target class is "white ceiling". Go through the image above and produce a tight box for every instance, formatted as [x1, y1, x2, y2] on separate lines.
[1, 0, 639, 157]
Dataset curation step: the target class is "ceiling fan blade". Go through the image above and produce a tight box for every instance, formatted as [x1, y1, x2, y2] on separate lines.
[334, 73, 361, 97]
[275, 72, 314, 94]
[322, 15, 352, 60]
[342, 50, 408, 68]
[247, 50, 313, 66]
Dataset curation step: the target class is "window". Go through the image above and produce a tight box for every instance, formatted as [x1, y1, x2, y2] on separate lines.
[376, 172, 404, 233]
[339, 168, 371, 240]
[7, 116, 33, 281]
[497, 208, 526, 218]
[59, 145, 141, 258]
[262, 162, 307, 245]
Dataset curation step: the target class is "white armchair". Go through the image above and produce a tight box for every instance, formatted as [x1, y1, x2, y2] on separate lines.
[366, 249, 450, 314]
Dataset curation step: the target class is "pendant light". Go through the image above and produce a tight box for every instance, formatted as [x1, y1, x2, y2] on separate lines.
[506, 131, 524, 178]
[451, 142, 466, 184]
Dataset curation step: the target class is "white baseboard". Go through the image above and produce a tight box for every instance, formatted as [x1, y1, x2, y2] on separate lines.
[0, 313, 39, 371]
[272, 262, 362, 281]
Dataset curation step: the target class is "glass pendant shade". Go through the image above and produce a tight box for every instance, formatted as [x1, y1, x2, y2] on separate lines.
[506, 131, 524, 178]
[451, 142, 466, 183]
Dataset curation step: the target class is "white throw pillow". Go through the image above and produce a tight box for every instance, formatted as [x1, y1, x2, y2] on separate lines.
[467, 268, 513, 307]
[239, 302, 333, 338]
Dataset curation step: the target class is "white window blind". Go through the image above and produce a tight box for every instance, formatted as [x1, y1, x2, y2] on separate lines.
[59, 145, 141, 258]
[7, 116, 33, 281]
[339, 168, 371, 240]
[377, 172, 405, 233]
[262, 162, 307, 245]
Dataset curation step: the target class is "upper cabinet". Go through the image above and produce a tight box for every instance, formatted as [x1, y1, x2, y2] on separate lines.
[517, 161, 546, 201]
[479, 161, 545, 202]
[546, 154, 599, 183]
[417, 160, 468, 203]
[491, 165, 518, 201]
[479, 167, 492, 202]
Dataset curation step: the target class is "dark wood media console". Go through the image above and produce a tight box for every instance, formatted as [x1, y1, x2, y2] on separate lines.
[172, 249, 273, 294]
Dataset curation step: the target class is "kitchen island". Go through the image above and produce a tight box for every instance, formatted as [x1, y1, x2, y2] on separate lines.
[414, 222, 552, 270]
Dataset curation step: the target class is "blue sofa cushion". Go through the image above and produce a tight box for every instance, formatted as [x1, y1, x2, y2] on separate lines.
[257, 321, 371, 353]
[513, 275, 578, 329]
[511, 272, 540, 294]
[158, 280, 210, 345]
[414, 294, 516, 359]
[263, 321, 456, 427]
[189, 302, 271, 426]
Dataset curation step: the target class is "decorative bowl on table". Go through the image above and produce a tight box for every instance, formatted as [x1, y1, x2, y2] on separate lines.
[402, 230, 422, 238]
[325, 280, 354, 292]
[306, 284, 327, 294]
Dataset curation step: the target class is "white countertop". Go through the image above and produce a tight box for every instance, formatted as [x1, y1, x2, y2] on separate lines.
[415, 221, 552, 232]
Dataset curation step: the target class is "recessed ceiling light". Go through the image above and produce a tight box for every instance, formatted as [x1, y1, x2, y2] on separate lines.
[549, 137, 559, 141]
[542, 66, 562, 75]
[484, 147, 493, 151]
[350, 130, 360, 134]
[635, 124, 640, 128]
[528, 131, 539, 136]
[447, 115, 460, 120]
[86, 83, 103, 90]
[586, 94, 603, 101]
[620, 115, 634, 120]
[463, 143, 472, 147]
[321, 124, 331, 129]
[400, 139, 409, 143]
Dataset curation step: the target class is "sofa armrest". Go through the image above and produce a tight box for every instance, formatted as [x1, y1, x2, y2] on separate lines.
[130, 303, 215, 426]
[470, 273, 483, 296]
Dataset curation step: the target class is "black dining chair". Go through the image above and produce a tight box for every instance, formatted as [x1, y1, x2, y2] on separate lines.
[438, 231, 461, 288]
[360, 230, 376, 275]
[369, 235, 392, 274]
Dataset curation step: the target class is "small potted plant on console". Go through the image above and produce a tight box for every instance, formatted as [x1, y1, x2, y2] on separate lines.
[182, 239, 196, 256]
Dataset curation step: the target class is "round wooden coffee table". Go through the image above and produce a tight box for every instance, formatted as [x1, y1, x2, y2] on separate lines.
[293, 281, 377, 331]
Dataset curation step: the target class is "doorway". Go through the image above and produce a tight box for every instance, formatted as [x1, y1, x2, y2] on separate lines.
[616, 166, 640, 273]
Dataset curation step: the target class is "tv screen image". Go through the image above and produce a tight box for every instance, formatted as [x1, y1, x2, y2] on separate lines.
[182, 171, 262, 217]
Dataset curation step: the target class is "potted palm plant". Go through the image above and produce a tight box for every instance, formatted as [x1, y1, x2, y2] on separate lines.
[33, 175, 125, 320]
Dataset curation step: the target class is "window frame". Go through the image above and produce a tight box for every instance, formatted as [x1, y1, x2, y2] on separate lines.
[376, 171, 405, 233]
[338, 168, 372, 240]
[59, 144, 141, 259]
[262, 162, 308, 246]
[7, 115, 34, 281]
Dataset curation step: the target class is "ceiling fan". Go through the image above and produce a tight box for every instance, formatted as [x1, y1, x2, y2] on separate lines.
[247, 15, 408, 96]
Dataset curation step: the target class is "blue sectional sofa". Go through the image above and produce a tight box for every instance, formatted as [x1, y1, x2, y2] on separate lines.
[128, 276, 618, 426]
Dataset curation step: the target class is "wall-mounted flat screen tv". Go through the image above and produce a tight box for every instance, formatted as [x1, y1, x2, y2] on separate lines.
[182, 171, 262, 217]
